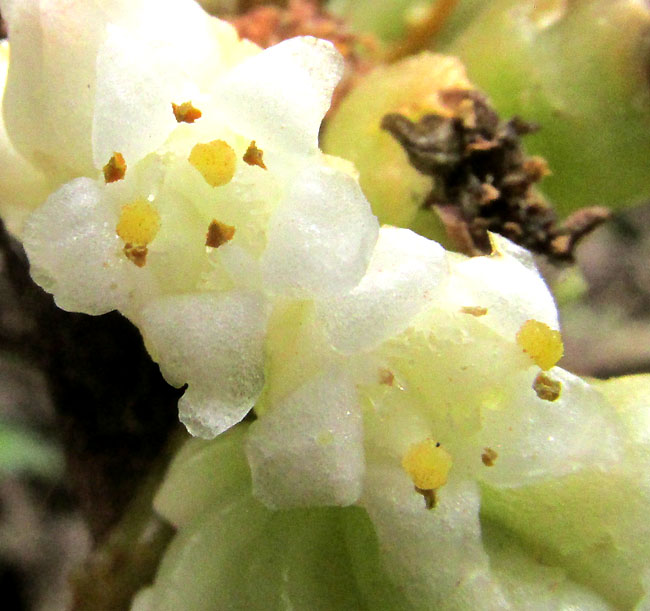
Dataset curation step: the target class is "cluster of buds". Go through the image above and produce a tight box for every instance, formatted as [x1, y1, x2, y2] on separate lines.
[0, 1, 649, 609]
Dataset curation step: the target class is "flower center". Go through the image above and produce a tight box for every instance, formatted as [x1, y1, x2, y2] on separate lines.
[516, 319, 564, 370]
[189, 140, 237, 187]
[402, 439, 453, 491]
[116, 199, 161, 246]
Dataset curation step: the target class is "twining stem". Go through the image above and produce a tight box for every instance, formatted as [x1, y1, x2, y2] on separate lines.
[386, 0, 459, 62]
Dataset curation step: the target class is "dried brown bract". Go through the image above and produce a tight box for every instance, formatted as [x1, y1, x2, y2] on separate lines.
[382, 90, 610, 263]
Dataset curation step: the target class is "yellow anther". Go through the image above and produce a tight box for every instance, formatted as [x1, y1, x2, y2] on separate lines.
[402, 439, 452, 491]
[116, 199, 160, 246]
[189, 140, 237, 187]
[516, 319, 564, 370]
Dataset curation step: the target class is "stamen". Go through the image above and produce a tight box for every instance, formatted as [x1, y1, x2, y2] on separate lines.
[533, 372, 562, 401]
[103, 152, 127, 183]
[172, 101, 202, 123]
[379, 368, 395, 386]
[243, 141, 267, 170]
[205, 219, 235, 249]
[122, 244, 148, 268]
[116, 199, 160, 267]
[460, 306, 488, 317]
[481, 447, 498, 467]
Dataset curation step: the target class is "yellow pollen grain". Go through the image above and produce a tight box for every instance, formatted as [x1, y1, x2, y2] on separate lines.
[189, 140, 237, 187]
[516, 319, 564, 371]
[402, 440, 453, 491]
[116, 199, 161, 246]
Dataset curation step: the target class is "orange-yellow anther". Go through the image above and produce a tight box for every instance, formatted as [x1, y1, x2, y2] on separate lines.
[243, 141, 267, 169]
[103, 152, 127, 183]
[402, 440, 452, 491]
[516, 319, 564, 370]
[206, 219, 235, 249]
[189, 140, 237, 187]
[172, 101, 202, 123]
[116, 199, 160, 246]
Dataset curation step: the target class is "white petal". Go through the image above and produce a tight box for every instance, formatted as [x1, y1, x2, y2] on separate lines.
[214, 37, 344, 153]
[316, 226, 446, 354]
[92, 23, 190, 168]
[246, 370, 364, 509]
[1, 0, 109, 178]
[262, 164, 379, 298]
[361, 468, 510, 610]
[140, 290, 268, 439]
[443, 234, 559, 339]
[476, 368, 622, 488]
[0, 40, 51, 237]
[1, 0, 239, 178]
[22, 177, 148, 315]
[92, 2, 253, 168]
[135, 0, 258, 83]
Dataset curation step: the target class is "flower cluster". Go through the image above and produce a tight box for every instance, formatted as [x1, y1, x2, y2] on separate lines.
[0, 0, 378, 438]
[1, 1, 649, 609]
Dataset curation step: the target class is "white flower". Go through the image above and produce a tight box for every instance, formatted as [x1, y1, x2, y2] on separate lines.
[243, 230, 644, 608]
[0, 0, 379, 438]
